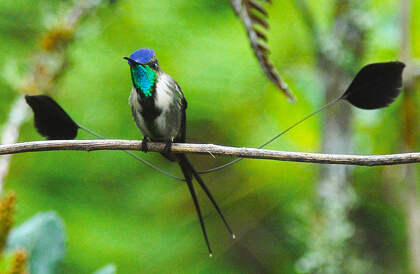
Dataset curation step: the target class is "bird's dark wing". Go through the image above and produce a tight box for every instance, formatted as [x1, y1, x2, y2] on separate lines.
[174, 82, 187, 143]
[180, 106, 187, 143]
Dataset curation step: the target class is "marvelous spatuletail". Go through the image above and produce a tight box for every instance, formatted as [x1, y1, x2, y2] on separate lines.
[25, 58, 405, 255]
[124, 48, 235, 256]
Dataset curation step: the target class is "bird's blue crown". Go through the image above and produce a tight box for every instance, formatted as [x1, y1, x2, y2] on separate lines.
[129, 48, 155, 64]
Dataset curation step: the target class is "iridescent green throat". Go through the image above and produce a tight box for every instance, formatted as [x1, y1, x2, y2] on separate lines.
[130, 64, 156, 97]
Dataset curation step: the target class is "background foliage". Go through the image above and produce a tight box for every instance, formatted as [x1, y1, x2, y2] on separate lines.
[1, 0, 419, 272]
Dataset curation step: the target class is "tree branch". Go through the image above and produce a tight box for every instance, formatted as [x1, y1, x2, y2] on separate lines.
[1, 140, 419, 167]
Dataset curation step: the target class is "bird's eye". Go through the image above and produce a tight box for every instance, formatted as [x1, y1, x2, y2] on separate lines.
[149, 61, 157, 69]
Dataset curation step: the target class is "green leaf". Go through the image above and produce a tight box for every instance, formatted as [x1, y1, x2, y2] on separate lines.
[6, 211, 66, 274]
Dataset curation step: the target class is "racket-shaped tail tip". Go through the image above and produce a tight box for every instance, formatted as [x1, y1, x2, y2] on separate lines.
[342, 61, 405, 109]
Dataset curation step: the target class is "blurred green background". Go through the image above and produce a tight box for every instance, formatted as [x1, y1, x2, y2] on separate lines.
[1, 0, 419, 273]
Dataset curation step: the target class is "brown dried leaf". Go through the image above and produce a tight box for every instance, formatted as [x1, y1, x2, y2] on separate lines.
[229, 0, 296, 102]
[0, 192, 16, 253]
[250, 13, 270, 29]
[248, 0, 268, 16]
[254, 28, 268, 41]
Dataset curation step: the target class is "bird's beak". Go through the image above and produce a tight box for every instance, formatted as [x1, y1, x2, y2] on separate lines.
[123, 57, 142, 67]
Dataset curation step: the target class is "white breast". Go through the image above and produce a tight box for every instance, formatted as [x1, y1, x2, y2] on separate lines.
[129, 86, 142, 112]
[155, 74, 174, 110]
[129, 87, 152, 137]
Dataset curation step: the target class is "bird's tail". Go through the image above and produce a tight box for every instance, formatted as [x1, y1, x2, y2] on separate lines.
[178, 154, 235, 256]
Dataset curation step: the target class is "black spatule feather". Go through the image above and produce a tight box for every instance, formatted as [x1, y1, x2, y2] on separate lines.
[200, 61, 406, 174]
[341, 61, 405, 109]
[25, 95, 79, 140]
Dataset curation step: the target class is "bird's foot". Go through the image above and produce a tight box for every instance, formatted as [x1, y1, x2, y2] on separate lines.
[142, 136, 149, 153]
[164, 140, 173, 154]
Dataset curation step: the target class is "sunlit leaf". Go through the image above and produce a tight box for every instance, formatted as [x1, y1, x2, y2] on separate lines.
[94, 264, 117, 274]
[6, 211, 66, 274]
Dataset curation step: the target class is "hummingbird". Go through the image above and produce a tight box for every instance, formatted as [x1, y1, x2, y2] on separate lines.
[124, 48, 234, 256]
